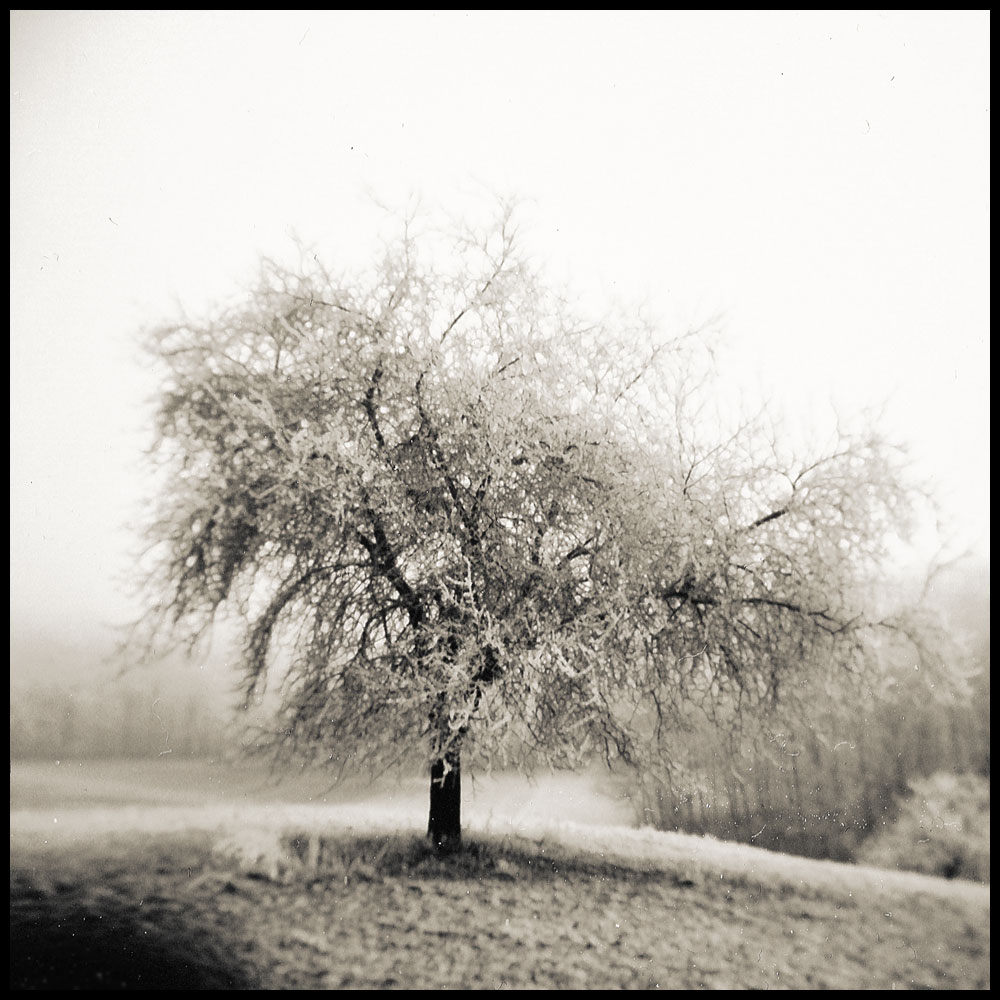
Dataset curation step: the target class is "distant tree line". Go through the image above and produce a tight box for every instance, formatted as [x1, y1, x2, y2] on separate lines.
[630, 653, 989, 863]
[9, 679, 229, 760]
[10, 647, 987, 871]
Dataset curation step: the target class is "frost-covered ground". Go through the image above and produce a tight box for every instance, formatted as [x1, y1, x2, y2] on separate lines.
[10, 757, 633, 848]
[9, 758, 986, 904]
[10, 759, 991, 989]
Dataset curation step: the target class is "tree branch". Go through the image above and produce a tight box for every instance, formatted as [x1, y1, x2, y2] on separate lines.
[362, 366, 387, 449]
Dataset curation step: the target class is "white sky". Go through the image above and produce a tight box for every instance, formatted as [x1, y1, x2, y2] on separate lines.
[10, 11, 990, 656]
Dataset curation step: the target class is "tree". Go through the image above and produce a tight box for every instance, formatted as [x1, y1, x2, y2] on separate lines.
[136, 204, 940, 849]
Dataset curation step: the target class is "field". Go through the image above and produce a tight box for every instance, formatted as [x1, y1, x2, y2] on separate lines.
[10, 760, 991, 990]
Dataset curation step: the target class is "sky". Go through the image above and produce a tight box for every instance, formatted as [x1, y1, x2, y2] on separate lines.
[10, 11, 990, 674]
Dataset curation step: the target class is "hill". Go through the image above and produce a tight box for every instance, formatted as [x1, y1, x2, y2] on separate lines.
[10, 764, 990, 990]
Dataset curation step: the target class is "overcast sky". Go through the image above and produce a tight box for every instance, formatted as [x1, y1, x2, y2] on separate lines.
[10, 11, 989, 664]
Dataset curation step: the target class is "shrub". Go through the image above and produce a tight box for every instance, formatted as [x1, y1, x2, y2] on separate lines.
[857, 771, 990, 882]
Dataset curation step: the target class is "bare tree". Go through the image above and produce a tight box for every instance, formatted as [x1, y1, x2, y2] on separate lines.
[135, 204, 941, 849]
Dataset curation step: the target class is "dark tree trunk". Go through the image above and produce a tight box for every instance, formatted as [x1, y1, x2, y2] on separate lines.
[427, 747, 462, 850]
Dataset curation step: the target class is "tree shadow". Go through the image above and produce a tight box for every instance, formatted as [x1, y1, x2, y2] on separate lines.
[9, 897, 258, 990]
[281, 832, 666, 886]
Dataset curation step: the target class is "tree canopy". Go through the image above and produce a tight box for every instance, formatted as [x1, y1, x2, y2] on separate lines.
[137, 205, 941, 847]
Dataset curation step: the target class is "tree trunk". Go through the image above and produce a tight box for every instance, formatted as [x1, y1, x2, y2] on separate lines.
[428, 747, 462, 850]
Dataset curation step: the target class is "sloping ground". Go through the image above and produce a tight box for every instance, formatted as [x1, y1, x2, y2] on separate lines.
[10, 792, 990, 990]
[9, 796, 989, 906]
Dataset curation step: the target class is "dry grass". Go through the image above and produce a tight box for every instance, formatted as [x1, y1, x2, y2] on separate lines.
[10, 826, 990, 990]
[9, 761, 989, 989]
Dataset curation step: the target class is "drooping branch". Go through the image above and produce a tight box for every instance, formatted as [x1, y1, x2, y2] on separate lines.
[132, 199, 948, 805]
[244, 563, 325, 703]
